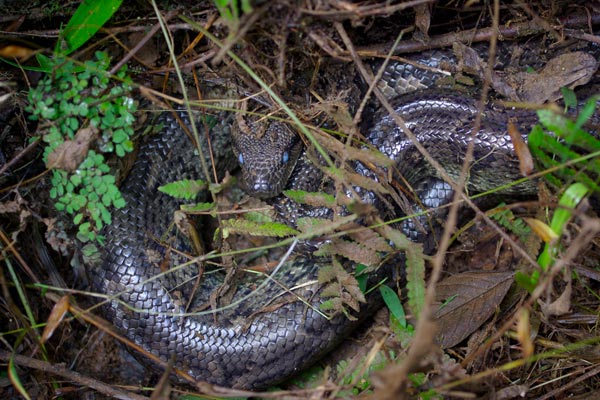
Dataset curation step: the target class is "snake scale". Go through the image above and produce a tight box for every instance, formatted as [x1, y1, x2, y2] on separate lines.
[90, 42, 598, 389]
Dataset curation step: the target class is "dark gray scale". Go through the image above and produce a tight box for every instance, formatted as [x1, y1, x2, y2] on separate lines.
[361, 90, 538, 242]
[376, 49, 455, 97]
[92, 111, 391, 389]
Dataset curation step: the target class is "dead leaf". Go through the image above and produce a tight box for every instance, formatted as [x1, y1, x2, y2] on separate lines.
[46, 126, 98, 171]
[453, 42, 519, 100]
[41, 295, 70, 344]
[346, 224, 393, 253]
[0, 199, 21, 214]
[516, 308, 534, 358]
[490, 385, 529, 400]
[510, 51, 598, 103]
[317, 260, 365, 318]
[508, 120, 534, 176]
[523, 217, 558, 243]
[312, 129, 393, 168]
[433, 271, 514, 348]
[539, 273, 572, 317]
[126, 31, 159, 66]
[312, 101, 357, 136]
[413, 3, 431, 38]
[316, 238, 381, 266]
[0, 44, 38, 61]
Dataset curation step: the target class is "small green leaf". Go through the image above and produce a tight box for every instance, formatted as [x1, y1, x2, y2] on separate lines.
[79, 222, 91, 234]
[515, 271, 537, 293]
[112, 129, 127, 143]
[82, 243, 99, 257]
[283, 189, 336, 208]
[380, 285, 406, 328]
[560, 87, 577, 110]
[221, 218, 299, 237]
[101, 193, 112, 206]
[158, 179, 207, 200]
[70, 174, 82, 186]
[576, 95, 599, 129]
[101, 206, 112, 224]
[122, 140, 134, 152]
[181, 202, 215, 212]
[73, 213, 83, 225]
[113, 197, 126, 208]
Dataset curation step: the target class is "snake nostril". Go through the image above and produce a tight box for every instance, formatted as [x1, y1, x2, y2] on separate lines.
[253, 182, 269, 192]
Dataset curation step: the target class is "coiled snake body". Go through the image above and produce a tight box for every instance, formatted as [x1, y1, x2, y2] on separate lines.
[90, 46, 590, 389]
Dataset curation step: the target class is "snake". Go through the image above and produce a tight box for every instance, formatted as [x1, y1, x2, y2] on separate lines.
[89, 42, 599, 390]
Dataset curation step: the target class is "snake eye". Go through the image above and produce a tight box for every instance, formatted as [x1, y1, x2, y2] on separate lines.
[238, 153, 244, 165]
[282, 151, 289, 164]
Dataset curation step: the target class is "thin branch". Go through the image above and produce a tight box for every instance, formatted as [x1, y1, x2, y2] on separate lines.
[0, 349, 150, 400]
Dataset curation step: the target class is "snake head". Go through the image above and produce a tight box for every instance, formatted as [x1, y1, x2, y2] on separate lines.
[233, 121, 303, 199]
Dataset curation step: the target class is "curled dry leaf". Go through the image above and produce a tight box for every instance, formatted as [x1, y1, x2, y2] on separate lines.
[516, 308, 534, 359]
[0, 44, 38, 61]
[46, 126, 98, 171]
[41, 295, 70, 344]
[508, 120, 534, 176]
[523, 217, 559, 243]
[413, 3, 431, 38]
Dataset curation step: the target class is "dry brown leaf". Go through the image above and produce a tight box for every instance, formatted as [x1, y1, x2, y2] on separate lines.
[0, 199, 21, 214]
[317, 238, 381, 266]
[126, 31, 159, 66]
[511, 51, 598, 103]
[311, 101, 356, 135]
[46, 126, 98, 171]
[346, 224, 394, 252]
[0, 44, 38, 61]
[490, 385, 529, 399]
[516, 308, 534, 359]
[539, 273, 572, 317]
[329, 167, 389, 195]
[41, 295, 70, 344]
[433, 271, 514, 348]
[508, 120, 534, 176]
[413, 3, 431, 38]
[523, 217, 558, 243]
[313, 129, 393, 168]
[317, 261, 365, 318]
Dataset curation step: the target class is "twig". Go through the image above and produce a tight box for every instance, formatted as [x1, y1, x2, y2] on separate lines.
[300, 0, 434, 20]
[109, 10, 178, 75]
[0, 349, 150, 400]
[356, 11, 600, 56]
[0, 137, 40, 177]
[536, 363, 600, 400]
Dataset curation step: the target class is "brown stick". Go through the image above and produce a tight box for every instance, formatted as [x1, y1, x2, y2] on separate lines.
[0, 349, 149, 400]
[356, 11, 600, 56]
